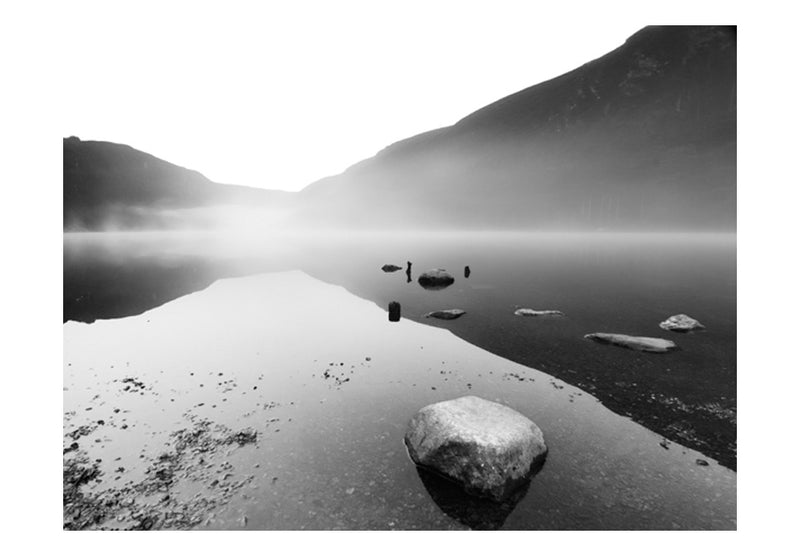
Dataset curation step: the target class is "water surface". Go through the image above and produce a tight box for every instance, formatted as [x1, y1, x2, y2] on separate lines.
[63, 232, 736, 529]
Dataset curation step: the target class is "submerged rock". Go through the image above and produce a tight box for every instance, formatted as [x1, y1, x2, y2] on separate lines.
[584, 333, 678, 353]
[659, 314, 705, 332]
[381, 264, 402, 273]
[424, 309, 466, 320]
[415, 465, 532, 530]
[514, 308, 564, 317]
[418, 269, 455, 290]
[404, 396, 547, 501]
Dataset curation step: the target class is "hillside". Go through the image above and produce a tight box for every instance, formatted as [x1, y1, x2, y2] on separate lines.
[63, 137, 290, 230]
[297, 26, 736, 231]
[63, 26, 736, 232]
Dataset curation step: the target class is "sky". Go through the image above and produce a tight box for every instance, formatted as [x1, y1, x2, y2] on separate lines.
[53, 1, 648, 192]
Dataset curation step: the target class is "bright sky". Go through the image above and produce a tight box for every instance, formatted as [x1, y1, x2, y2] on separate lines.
[52, 2, 709, 191]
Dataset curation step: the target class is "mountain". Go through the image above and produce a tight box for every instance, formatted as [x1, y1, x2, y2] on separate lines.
[296, 25, 736, 231]
[63, 26, 736, 232]
[63, 137, 291, 230]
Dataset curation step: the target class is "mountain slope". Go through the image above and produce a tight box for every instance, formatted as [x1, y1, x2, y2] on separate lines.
[297, 26, 736, 231]
[63, 137, 290, 230]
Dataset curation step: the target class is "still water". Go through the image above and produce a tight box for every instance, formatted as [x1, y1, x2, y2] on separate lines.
[63, 232, 736, 530]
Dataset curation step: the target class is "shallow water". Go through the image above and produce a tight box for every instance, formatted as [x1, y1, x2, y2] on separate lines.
[63, 232, 736, 529]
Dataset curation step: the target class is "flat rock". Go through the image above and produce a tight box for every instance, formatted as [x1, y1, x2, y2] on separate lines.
[381, 264, 402, 272]
[424, 309, 466, 320]
[404, 396, 547, 501]
[418, 269, 455, 289]
[659, 314, 705, 332]
[584, 333, 678, 353]
[514, 308, 564, 317]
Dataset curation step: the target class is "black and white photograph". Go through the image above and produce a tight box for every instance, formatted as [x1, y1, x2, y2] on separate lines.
[6, 0, 800, 549]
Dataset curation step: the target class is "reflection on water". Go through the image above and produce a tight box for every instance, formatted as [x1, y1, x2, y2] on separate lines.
[416, 466, 534, 530]
[63, 232, 736, 530]
[64, 270, 735, 530]
[64, 231, 736, 469]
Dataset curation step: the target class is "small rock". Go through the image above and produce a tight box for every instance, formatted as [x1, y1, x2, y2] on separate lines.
[659, 314, 705, 333]
[514, 308, 564, 317]
[584, 333, 678, 353]
[388, 301, 401, 322]
[424, 309, 466, 320]
[418, 269, 455, 290]
[695, 459, 710, 466]
[381, 264, 402, 273]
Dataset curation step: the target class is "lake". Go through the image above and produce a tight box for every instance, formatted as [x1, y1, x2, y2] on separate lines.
[63, 231, 736, 530]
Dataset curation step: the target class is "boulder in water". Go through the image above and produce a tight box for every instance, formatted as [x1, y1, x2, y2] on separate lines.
[381, 264, 402, 272]
[584, 333, 678, 353]
[418, 269, 455, 289]
[659, 314, 705, 332]
[514, 308, 564, 317]
[424, 309, 466, 320]
[404, 396, 547, 501]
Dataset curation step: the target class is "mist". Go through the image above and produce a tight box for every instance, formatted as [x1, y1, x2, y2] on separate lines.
[63, 27, 735, 234]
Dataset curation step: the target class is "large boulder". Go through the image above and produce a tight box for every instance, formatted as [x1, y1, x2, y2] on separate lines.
[514, 308, 564, 317]
[659, 314, 705, 332]
[584, 333, 678, 353]
[424, 309, 466, 320]
[418, 269, 455, 289]
[404, 396, 547, 501]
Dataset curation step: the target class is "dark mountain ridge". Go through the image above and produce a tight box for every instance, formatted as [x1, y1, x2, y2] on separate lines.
[63, 137, 289, 230]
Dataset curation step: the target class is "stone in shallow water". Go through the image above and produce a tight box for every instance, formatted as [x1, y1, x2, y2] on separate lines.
[659, 314, 705, 332]
[388, 301, 401, 322]
[417, 269, 455, 289]
[584, 333, 678, 353]
[404, 396, 547, 501]
[514, 308, 564, 317]
[424, 309, 466, 320]
[381, 264, 402, 272]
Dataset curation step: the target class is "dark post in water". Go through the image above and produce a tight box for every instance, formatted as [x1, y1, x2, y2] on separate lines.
[388, 301, 401, 322]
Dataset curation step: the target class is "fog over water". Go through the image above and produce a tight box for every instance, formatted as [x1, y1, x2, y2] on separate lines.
[65, 231, 736, 469]
[64, 230, 735, 529]
[60, 22, 737, 531]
